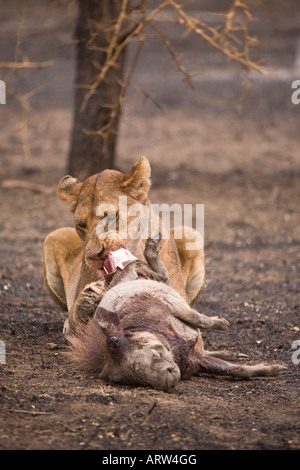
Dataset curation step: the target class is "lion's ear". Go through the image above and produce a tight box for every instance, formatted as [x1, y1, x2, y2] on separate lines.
[121, 156, 151, 203]
[57, 175, 82, 212]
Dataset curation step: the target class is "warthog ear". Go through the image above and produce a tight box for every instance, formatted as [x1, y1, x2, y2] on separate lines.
[94, 306, 120, 332]
[57, 175, 82, 212]
[94, 306, 123, 353]
[121, 156, 151, 203]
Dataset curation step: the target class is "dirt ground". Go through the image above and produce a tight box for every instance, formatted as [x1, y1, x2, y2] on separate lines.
[0, 0, 299, 451]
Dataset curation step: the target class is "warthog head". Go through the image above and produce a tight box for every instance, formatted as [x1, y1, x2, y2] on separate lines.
[69, 307, 181, 392]
[109, 331, 181, 392]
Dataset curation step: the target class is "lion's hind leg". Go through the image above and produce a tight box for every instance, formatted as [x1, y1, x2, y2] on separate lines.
[171, 226, 205, 306]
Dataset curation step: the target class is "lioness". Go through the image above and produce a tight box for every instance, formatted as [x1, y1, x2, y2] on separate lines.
[43, 157, 205, 335]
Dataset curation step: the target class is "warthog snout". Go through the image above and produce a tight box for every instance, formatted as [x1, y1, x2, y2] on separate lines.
[159, 363, 181, 392]
[114, 332, 181, 392]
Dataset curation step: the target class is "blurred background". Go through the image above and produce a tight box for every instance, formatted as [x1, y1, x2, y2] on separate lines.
[0, 0, 299, 450]
[0, 0, 299, 183]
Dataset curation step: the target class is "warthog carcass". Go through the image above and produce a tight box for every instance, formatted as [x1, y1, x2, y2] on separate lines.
[67, 235, 286, 392]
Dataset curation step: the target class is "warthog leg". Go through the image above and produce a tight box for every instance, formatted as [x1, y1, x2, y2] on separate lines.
[144, 235, 229, 331]
[204, 350, 248, 360]
[190, 354, 287, 379]
[144, 234, 171, 285]
[167, 300, 230, 331]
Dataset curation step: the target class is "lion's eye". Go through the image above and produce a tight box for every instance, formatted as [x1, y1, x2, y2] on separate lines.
[106, 212, 117, 223]
[76, 222, 86, 231]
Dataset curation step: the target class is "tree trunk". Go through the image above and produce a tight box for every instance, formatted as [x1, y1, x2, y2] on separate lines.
[68, 0, 127, 180]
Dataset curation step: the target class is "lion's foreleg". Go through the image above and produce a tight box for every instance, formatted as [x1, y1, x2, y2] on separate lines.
[64, 281, 106, 335]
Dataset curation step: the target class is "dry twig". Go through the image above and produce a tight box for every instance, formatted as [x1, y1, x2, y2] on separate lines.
[0, 61, 54, 69]
[1, 179, 56, 194]
[79, 0, 266, 142]
[0, 407, 53, 415]
[0, 0, 55, 162]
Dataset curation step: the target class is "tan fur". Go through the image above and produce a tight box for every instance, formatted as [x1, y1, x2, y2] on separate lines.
[43, 157, 205, 330]
[171, 226, 205, 306]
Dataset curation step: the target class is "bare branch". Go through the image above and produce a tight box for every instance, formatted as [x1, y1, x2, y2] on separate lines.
[0, 60, 54, 69]
[127, 81, 165, 113]
[148, 20, 194, 88]
[5, 0, 268, 169]
[167, 0, 268, 75]
[80, 0, 171, 111]
[79, 0, 268, 148]
[2, 180, 55, 194]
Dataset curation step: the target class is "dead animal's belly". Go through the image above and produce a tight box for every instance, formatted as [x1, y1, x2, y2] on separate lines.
[99, 279, 198, 343]
[100, 279, 183, 311]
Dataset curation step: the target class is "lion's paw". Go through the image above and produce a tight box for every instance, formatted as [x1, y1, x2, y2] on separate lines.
[83, 281, 106, 299]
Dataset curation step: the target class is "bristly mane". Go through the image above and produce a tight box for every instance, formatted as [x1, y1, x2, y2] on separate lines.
[67, 318, 112, 377]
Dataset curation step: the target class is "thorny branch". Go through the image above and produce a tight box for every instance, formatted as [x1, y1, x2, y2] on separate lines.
[0, 0, 55, 160]
[80, 0, 265, 143]
[0, 0, 265, 160]
[0, 61, 54, 69]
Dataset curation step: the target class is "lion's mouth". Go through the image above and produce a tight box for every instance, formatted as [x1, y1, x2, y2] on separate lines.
[103, 248, 137, 274]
